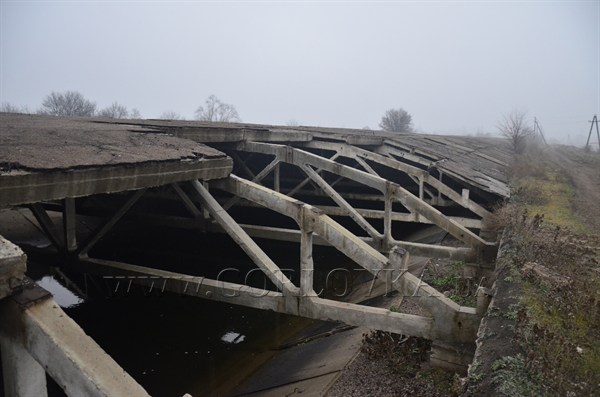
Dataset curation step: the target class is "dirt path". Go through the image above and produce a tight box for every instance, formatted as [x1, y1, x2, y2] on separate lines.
[549, 146, 600, 234]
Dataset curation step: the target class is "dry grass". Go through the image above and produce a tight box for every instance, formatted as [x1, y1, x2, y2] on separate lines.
[507, 150, 587, 233]
[491, 149, 600, 396]
[506, 212, 600, 396]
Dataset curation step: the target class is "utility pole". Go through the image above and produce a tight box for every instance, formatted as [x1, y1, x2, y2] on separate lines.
[586, 115, 600, 151]
[533, 117, 547, 145]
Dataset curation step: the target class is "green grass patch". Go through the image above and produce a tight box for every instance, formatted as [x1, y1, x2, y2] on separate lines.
[424, 261, 478, 307]
[510, 152, 587, 233]
[519, 172, 587, 233]
[491, 355, 542, 397]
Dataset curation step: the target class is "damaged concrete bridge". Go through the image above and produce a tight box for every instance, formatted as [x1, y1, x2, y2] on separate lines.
[0, 113, 511, 396]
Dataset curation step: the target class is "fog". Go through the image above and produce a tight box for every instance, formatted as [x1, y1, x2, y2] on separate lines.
[1, 1, 598, 145]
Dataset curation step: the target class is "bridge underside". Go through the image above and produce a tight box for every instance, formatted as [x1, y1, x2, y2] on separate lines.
[1, 114, 511, 394]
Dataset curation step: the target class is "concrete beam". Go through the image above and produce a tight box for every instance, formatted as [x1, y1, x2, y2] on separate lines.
[302, 141, 491, 218]
[301, 164, 382, 239]
[312, 214, 465, 322]
[78, 189, 147, 257]
[286, 151, 341, 198]
[1, 331, 47, 397]
[379, 140, 435, 168]
[312, 205, 482, 229]
[170, 127, 313, 143]
[207, 223, 474, 261]
[223, 155, 280, 211]
[271, 188, 452, 207]
[392, 240, 475, 262]
[390, 185, 489, 248]
[190, 180, 300, 297]
[0, 294, 150, 397]
[0, 157, 232, 208]
[81, 258, 288, 313]
[171, 183, 203, 219]
[63, 198, 77, 253]
[301, 297, 433, 339]
[213, 176, 304, 222]
[80, 258, 440, 341]
[29, 203, 63, 251]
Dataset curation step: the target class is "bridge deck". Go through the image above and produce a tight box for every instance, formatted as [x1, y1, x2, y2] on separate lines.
[0, 113, 233, 207]
[89, 118, 511, 198]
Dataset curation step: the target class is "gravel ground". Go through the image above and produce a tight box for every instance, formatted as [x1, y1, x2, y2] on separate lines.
[327, 351, 455, 397]
[327, 351, 415, 397]
[326, 296, 457, 397]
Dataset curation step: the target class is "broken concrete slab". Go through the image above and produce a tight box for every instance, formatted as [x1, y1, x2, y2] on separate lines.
[0, 235, 26, 300]
[0, 113, 233, 207]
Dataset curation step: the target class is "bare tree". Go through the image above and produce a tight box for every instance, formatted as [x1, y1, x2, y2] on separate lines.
[130, 108, 141, 119]
[497, 110, 533, 154]
[379, 108, 413, 132]
[38, 91, 96, 117]
[286, 119, 300, 127]
[195, 95, 240, 122]
[1, 102, 30, 113]
[160, 111, 183, 120]
[98, 102, 129, 119]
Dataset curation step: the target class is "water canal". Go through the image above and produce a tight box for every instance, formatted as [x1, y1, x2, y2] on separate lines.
[1, 210, 393, 397]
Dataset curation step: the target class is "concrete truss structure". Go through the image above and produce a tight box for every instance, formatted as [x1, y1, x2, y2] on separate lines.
[1, 114, 511, 392]
[79, 175, 485, 342]
[213, 141, 498, 262]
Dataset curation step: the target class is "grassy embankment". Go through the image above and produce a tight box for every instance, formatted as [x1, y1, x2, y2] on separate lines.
[368, 147, 598, 397]
[484, 149, 600, 396]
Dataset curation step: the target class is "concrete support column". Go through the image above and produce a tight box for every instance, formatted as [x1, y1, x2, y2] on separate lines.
[387, 246, 409, 296]
[300, 229, 314, 297]
[0, 237, 26, 300]
[476, 287, 493, 316]
[461, 188, 470, 201]
[430, 341, 475, 375]
[388, 247, 409, 273]
[273, 163, 280, 192]
[437, 171, 443, 203]
[202, 182, 211, 221]
[300, 207, 315, 298]
[0, 334, 48, 397]
[383, 184, 393, 248]
[63, 197, 77, 253]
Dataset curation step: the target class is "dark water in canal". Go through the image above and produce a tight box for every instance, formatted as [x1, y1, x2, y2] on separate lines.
[2, 220, 370, 397]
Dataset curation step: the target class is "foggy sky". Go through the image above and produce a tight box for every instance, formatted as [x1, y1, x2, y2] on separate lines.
[1, 1, 598, 145]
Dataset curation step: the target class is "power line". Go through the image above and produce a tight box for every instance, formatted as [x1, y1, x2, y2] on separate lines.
[533, 117, 547, 145]
[586, 115, 600, 151]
